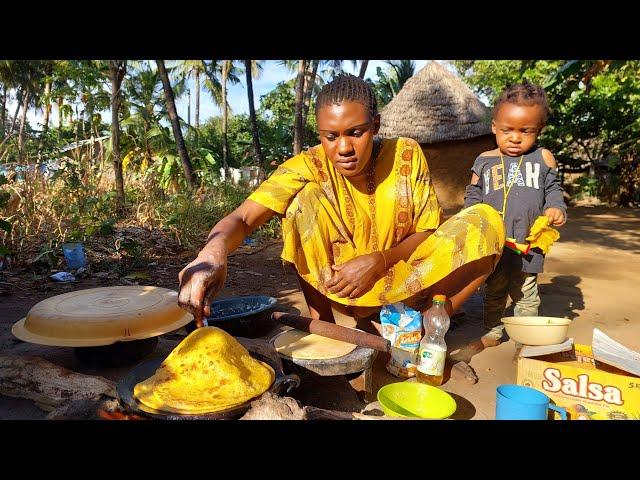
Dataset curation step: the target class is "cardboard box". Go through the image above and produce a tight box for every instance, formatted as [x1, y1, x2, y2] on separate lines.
[516, 344, 640, 420]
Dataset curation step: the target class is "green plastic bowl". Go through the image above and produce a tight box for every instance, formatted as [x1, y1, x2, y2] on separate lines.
[377, 382, 457, 419]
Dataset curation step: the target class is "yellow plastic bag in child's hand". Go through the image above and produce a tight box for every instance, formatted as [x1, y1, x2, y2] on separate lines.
[526, 216, 560, 254]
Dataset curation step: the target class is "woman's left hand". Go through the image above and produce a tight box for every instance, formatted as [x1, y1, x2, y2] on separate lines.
[325, 253, 386, 299]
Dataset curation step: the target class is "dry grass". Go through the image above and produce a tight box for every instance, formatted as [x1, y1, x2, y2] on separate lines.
[1, 167, 278, 272]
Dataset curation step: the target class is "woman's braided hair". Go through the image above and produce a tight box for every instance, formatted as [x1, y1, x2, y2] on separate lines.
[316, 73, 378, 118]
[493, 82, 550, 124]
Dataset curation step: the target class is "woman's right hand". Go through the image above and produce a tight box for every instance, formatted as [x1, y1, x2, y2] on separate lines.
[178, 251, 228, 328]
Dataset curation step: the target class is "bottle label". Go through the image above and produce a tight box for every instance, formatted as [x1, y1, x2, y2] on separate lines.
[417, 344, 446, 376]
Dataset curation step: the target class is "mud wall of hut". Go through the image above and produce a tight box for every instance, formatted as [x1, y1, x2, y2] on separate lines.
[422, 134, 496, 218]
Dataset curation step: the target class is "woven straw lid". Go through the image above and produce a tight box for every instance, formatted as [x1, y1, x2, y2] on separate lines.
[12, 286, 193, 347]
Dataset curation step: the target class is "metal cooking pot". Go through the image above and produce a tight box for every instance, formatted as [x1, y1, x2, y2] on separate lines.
[185, 295, 278, 338]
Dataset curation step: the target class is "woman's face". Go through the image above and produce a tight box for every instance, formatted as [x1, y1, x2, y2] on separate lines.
[492, 102, 545, 157]
[316, 101, 380, 177]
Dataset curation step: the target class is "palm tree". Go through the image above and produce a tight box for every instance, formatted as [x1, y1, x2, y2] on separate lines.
[0, 62, 46, 160]
[123, 64, 165, 165]
[79, 63, 110, 143]
[219, 60, 241, 174]
[279, 59, 319, 132]
[176, 60, 208, 129]
[282, 59, 355, 152]
[302, 60, 319, 129]
[202, 61, 224, 109]
[0, 62, 19, 142]
[17, 88, 30, 160]
[303, 60, 362, 126]
[221, 60, 231, 172]
[244, 59, 265, 178]
[293, 60, 307, 155]
[14, 62, 44, 161]
[50, 60, 78, 131]
[118, 62, 194, 189]
[194, 72, 200, 129]
[358, 60, 369, 79]
[319, 60, 345, 80]
[110, 60, 127, 211]
[373, 60, 416, 107]
[119, 63, 189, 192]
[41, 61, 54, 133]
[0, 85, 5, 138]
[156, 59, 196, 189]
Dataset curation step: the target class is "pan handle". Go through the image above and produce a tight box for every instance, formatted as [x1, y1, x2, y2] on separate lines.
[272, 374, 301, 395]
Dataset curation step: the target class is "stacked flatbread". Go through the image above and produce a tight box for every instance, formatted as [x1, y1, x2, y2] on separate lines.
[274, 329, 357, 359]
[134, 326, 274, 414]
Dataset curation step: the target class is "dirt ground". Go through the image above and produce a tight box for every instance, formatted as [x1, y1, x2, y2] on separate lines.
[1, 205, 639, 419]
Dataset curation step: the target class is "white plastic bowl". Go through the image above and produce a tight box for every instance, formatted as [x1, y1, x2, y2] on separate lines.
[501, 316, 571, 345]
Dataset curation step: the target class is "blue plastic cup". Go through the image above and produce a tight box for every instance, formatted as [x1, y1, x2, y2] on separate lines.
[496, 384, 567, 420]
[62, 242, 87, 270]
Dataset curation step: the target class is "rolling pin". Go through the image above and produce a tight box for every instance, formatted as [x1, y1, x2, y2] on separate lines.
[271, 311, 390, 353]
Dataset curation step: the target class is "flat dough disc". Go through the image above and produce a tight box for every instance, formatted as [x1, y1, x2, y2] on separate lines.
[274, 329, 357, 360]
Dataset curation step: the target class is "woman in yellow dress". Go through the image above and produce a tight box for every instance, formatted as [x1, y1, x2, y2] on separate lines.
[178, 74, 505, 331]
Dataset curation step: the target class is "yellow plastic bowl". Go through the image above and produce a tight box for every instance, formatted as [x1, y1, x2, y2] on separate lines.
[377, 382, 457, 419]
[501, 316, 571, 346]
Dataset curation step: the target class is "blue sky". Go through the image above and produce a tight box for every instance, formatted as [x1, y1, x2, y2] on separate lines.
[20, 60, 462, 128]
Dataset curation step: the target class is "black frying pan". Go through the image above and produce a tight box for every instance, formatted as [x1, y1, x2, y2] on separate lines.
[116, 349, 300, 420]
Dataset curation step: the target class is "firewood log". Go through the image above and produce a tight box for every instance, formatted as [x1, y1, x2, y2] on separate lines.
[0, 355, 116, 411]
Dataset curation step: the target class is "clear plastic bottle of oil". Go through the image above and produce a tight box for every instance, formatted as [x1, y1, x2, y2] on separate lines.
[416, 294, 450, 386]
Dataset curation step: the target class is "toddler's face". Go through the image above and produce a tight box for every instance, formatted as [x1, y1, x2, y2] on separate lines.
[492, 103, 546, 157]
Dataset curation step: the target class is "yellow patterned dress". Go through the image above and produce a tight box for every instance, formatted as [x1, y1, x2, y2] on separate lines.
[248, 137, 505, 307]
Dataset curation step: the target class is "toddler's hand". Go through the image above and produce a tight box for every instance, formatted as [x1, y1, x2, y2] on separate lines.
[544, 207, 565, 226]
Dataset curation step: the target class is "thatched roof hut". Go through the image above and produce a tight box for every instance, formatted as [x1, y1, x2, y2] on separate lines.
[379, 61, 495, 215]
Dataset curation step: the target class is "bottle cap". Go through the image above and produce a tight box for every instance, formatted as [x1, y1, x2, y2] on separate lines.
[433, 294, 447, 304]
